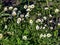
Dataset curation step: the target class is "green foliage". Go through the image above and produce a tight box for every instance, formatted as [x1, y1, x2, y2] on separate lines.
[0, 0, 60, 45]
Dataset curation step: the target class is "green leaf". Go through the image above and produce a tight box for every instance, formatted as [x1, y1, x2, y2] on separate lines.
[54, 30, 58, 37]
[24, 30, 29, 35]
[17, 38, 23, 45]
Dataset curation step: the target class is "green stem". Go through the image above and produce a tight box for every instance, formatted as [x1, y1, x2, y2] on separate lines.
[46, 0, 49, 7]
[0, 13, 10, 18]
[0, 11, 4, 15]
[28, 0, 29, 5]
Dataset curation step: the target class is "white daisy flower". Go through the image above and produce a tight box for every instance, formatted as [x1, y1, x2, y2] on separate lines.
[24, 5, 28, 9]
[30, 4, 35, 9]
[17, 18, 21, 24]
[13, 7, 18, 11]
[20, 14, 24, 18]
[43, 34, 46, 38]
[36, 25, 40, 30]
[36, 19, 41, 23]
[40, 34, 44, 38]
[5, 25, 7, 29]
[29, 19, 33, 25]
[12, 11, 16, 16]
[55, 9, 59, 13]
[44, 7, 49, 10]
[58, 23, 60, 26]
[43, 16, 47, 20]
[22, 35, 27, 40]
[44, 24, 47, 27]
[50, 27, 53, 30]
[49, 14, 52, 17]
[4, 7, 8, 11]
[43, 27, 45, 29]
[47, 33, 52, 37]
[9, 6, 13, 10]
[26, 8, 31, 11]
[49, 20, 53, 23]
[0, 34, 3, 39]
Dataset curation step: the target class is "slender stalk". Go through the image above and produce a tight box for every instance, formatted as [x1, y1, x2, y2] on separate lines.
[0, 11, 4, 15]
[28, 0, 29, 5]
[46, 0, 50, 29]
[46, 0, 49, 7]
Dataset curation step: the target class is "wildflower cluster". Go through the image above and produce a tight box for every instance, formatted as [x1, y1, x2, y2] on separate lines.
[0, 0, 60, 45]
